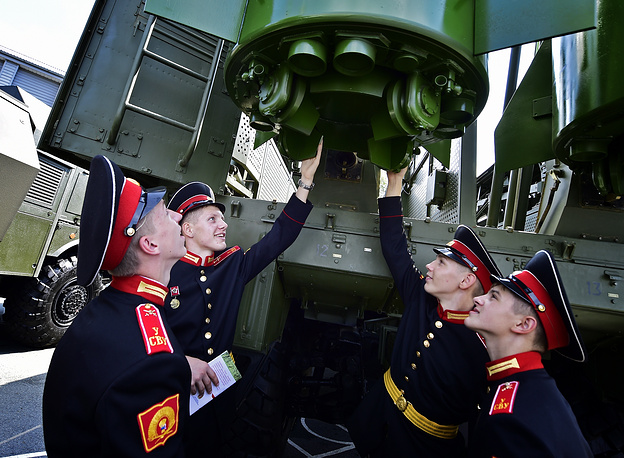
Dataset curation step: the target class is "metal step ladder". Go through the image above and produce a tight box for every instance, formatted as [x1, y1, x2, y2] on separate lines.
[107, 14, 224, 170]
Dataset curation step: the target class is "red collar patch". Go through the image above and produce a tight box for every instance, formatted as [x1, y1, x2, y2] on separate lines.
[437, 304, 471, 323]
[181, 251, 202, 266]
[181, 247, 240, 267]
[111, 275, 168, 306]
[137, 394, 180, 452]
[485, 351, 543, 381]
[136, 304, 174, 355]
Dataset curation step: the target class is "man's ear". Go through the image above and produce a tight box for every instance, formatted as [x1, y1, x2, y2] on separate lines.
[138, 235, 160, 256]
[181, 221, 193, 238]
[459, 272, 478, 291]
[511, 316, 538, 335]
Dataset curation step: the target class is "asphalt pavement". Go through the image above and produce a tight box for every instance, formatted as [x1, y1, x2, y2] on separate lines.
[0, 328, 51, 458]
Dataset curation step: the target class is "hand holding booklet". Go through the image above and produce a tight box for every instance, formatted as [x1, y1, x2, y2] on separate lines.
[189, 350, 242, 415]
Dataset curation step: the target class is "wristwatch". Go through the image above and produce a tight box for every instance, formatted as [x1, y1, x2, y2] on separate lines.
[298, 179, 315, 191]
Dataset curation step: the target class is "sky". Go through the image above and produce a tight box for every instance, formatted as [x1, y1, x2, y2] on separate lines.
[0, 0, 531, 175]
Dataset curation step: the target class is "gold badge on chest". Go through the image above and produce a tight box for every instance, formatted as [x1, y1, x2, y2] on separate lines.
[170, 286, 181, 309]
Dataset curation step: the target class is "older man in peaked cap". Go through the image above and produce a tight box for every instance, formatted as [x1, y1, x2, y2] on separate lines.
[465, 249, 592, 457]
[43, 155, 191, 457]
[348, 167, 502, 457]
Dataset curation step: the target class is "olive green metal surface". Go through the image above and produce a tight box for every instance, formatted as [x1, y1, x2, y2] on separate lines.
[474, 0, 596, 54]
[42, 0, 242, 192]
[552, 0, 624, 197]
[0, 92, 40, 240]
[494, 41, 553, 174]
[0, 213, 51, 276]
[234, 262, 290, 353]
[145, 0, 246, 43]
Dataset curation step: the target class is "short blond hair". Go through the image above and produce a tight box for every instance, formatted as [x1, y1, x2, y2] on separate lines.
[512, 294, 548, 353]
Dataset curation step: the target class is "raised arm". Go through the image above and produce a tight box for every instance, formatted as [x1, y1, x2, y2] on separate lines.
[295, 136, 323, 203]
[385, 166, 407, 197]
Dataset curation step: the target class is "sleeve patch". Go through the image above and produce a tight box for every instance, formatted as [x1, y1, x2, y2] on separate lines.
[489, 381, 519, 415]
[136, 304, 174, 355]
[137, 393, 180, 452]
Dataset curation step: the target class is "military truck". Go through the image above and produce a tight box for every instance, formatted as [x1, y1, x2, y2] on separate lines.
[5, 0, 624, 455]
[0, 86, 109, 348]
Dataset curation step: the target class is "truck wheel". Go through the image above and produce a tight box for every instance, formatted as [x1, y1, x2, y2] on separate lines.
[3, 257, 104, 348]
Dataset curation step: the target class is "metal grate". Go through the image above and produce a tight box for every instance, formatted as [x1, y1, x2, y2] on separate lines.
[231, 114, 296, 202]
[256, 141, 296, 203]
[404, 138, 462, 224]
[24, 159, 65, 208]
[232, 114, 262, 181]
[431, 138, 461, 224]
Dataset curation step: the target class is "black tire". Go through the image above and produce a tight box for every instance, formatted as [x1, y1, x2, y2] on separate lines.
[3, 256, 104, 348]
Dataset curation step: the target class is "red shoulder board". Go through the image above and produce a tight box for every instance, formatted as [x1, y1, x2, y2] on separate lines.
[489, 381, 519, 415]
[209, 246, 240, 266]
[135, 304, 174, 355]
[137, 393, 180, 452]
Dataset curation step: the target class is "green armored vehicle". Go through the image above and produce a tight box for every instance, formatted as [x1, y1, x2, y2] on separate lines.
[0, 87, 106, 347]
[2, 0, 623, 455]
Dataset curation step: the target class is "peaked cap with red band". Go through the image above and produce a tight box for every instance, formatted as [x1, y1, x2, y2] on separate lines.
[433, 224, 501, 292]
[168, 181, 225, 215]
[493, 249, 586, 362]
[77, 155, 166, 286]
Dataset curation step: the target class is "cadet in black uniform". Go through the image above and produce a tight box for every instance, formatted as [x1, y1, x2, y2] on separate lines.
[42, 155, 191, 457]
[163, 139, 322, 456]
[464, 249, 592, 457]
[347, 167, 502, 457]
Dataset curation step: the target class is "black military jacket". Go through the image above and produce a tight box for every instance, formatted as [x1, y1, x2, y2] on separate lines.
[164, 193, 313, 361]
[348, 196, 489, 457]
[468, 351, 592, 458]
[43, 275, 191, 457]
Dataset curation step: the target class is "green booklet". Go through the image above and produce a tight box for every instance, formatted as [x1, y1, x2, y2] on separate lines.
[189, 350, 242, 415]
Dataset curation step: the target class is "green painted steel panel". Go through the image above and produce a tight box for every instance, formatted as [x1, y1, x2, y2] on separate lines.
[552, 1, 624, 166]
[239, 0, 475, 53]
[43, 0, 242, 192]
[47, 224, 80, 257]
[0, 92, 40, 240]
[145, 0, 246, 42]
[494, 41, 553, 173]
[474, 0, 596, 54]
[0, 213, 51, 276]
[234, 262, 290, 352]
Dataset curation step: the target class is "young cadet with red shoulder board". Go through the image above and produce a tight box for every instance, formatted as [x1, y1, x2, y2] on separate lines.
[465, 249, 592, 457]
[43, 155, 191, 457]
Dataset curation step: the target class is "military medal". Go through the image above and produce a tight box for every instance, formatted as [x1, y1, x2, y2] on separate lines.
[170, 286, 181, 309]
